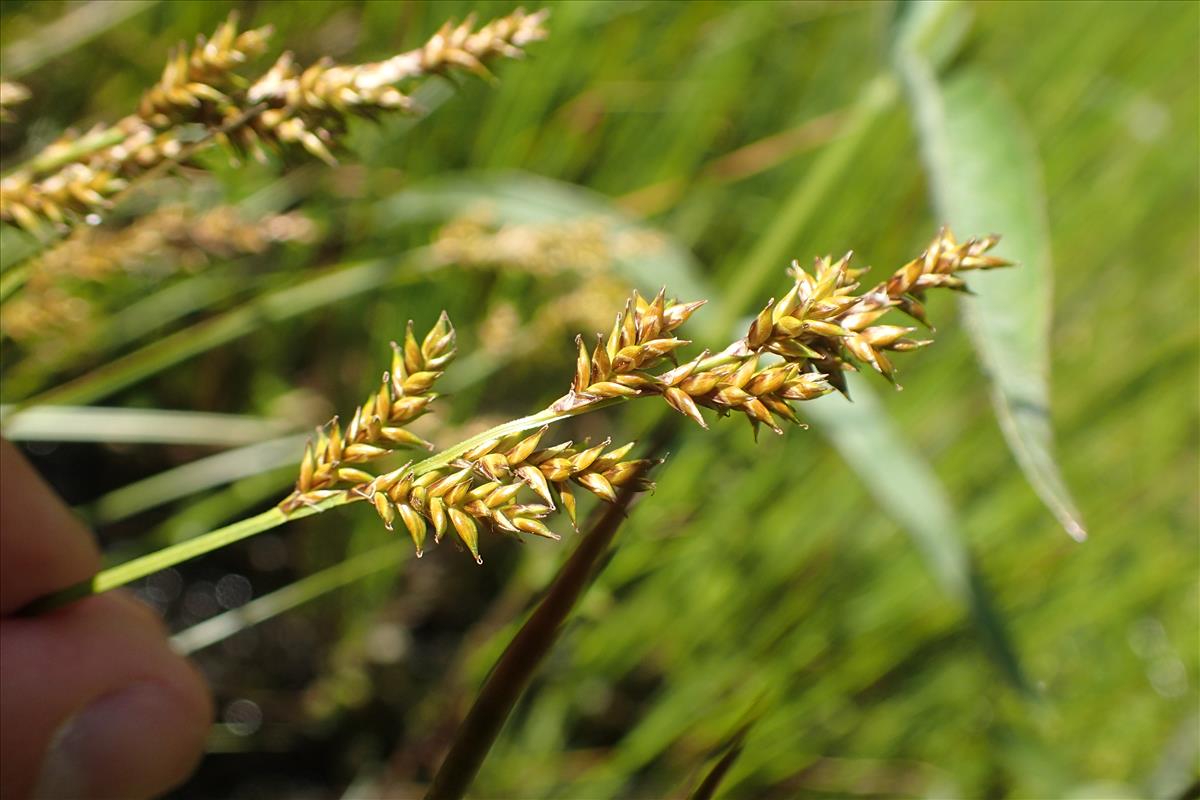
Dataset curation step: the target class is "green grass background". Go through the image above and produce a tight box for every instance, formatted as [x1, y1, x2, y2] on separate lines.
[1, 1, 1196, 797]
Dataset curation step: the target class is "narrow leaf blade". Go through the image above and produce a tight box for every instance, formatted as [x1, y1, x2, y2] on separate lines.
[902, 58, 1087, 541]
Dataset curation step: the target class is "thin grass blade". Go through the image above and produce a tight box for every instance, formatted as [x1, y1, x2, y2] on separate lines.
[1, 405, 293, 446]
[171, 540, 407, 655]
[83, 433, 307, 526]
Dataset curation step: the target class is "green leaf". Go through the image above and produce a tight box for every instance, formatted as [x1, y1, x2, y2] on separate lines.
[896, 24, 1087, 541]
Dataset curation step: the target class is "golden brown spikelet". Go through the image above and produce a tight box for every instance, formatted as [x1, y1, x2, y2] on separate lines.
[276, 309, 664, 563]
[280, 312, 458, 512]
[243, 9, 548, 166]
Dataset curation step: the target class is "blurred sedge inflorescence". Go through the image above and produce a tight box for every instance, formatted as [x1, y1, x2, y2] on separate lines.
[281, 228, 1010, 564]
[2, 203, 316, 344]
[0, 8, 549, 235]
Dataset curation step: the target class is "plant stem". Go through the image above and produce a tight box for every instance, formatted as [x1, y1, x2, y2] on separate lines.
[424, 480, 644, 800]
[20, 503, 317, 615]
[24, 127, 129, 177]
[21, 397, 629, 614]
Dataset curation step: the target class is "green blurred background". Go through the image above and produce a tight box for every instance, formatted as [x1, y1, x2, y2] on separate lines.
[1, 1, 1196, 798]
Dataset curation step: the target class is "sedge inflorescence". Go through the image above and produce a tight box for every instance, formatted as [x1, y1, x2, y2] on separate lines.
[280, 228, 1009, 564]
[558, 227, 1010, 434]
[0, 9, 548, 234]
[279, 311, 655, 563]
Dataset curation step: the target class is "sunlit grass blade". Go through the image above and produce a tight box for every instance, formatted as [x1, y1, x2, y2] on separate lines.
[1, 405, 292, 446]
[83, 433, 306, 526]
[896, 21, 1087, 540]
[147, 467, 296, 548]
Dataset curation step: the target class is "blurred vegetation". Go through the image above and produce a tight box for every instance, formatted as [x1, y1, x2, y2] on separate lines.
[1, 1, 1196, 798]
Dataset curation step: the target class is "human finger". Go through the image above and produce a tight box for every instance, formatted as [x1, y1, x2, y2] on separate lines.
[0, 440, 101, 615]
[0, 591, 212, 799]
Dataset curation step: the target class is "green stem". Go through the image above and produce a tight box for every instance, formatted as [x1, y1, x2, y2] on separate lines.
[22, 397, 628, 614]
[24, 127, 129, 177]
[22, 307, 763, 614]
[21, 503, 315, 614]
[20, 328, 763, 614]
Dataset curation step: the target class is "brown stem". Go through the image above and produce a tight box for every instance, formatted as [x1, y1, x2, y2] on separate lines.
[423, 471, 649, 800]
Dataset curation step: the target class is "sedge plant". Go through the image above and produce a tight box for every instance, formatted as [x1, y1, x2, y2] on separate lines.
[24, 225, 1011, 611]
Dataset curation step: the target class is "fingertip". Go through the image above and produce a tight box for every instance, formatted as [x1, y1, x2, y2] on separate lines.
[4, 590, 213, 799]
[34, 676, 211, 800]
[0, 440, 101, 615]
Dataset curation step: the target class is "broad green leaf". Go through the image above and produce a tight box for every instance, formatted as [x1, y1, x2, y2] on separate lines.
[896, 12, 1087, 541]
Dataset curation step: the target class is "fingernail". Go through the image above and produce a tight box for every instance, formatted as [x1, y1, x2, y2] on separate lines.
[34, 682, 207, 800]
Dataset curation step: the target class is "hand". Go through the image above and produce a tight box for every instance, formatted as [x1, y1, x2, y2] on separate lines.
[0, 440, 212, 799]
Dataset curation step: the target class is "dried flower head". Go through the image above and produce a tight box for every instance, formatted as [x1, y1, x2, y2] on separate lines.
[279, 309, 658, 563]
[2, 204, 315, 344]
[281, 311, 457, 512]
[244, 9, 548, 165]
[0, 17, 271, 233]
[433, 211, 611, 276]
[358, 429, 657, 563]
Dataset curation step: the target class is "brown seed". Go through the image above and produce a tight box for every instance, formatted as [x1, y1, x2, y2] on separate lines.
[664, 387, 707, 428]
[448, 507, 482, 563]
[576, 472, 617, 503]
[516, 464, 555, 506]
